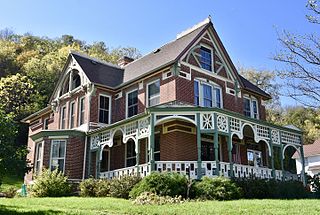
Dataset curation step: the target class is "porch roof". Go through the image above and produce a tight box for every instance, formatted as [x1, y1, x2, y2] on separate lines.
[30, 129, 85, 141]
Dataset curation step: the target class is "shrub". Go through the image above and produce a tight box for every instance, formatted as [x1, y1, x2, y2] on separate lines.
[31, 169, 71, 197]
[133, 192, 185, 205]
[233, 177, 308, 199]
[2, 186, 17, 198]
[109, 175, 141, 199]
[95, 179, 111, 197]
[130, 172, 188, 199]
[194, 176, 241, 200]
[79, 178, 110, 197]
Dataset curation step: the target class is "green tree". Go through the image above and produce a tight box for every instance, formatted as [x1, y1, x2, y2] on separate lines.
[274, 0, 320, 108]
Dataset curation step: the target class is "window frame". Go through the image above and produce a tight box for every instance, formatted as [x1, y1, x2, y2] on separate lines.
[34, 141, 43, 174]
[126, 88, 139, 118]
[43, 117, 49, 130]
[199, 45, 214, 72]
[49, 139, 67, 173]
[243, 95, 259, 119]
[125, 139, 136, 167]
[146, 79, 160, 107]
[194, 79, 223, 108]
[69, 101, 76, 129]
[60, 105, 67, 129]
[78, 96, 85, 126]
[98, 94, 112, 124]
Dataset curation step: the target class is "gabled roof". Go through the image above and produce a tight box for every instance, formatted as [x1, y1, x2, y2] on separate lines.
[123, 22, 209, 83]
[239, 75, 272, 99]
[71, 51, 124, 88]
[293, 139, 320, 159]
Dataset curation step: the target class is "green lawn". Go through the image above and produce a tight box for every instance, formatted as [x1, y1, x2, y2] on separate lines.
[0, 197, 319, 215]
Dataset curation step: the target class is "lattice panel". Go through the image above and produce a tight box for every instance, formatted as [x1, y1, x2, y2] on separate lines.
[230, 117, 241, 132]
[271, 130, 280, 144]
[200, 113, 214, 130]
[138, 117, 150, 137]
[100, 131, 111, 144]
[256, 125, 269, 139]
[217, 114, 228, 133]
[125, 122, 137, 136]
[90, 135, 100, 149]
[281, 132, 301, 145]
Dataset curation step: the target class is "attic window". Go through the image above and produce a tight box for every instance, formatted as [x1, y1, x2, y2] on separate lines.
[153, 48, 161, 54]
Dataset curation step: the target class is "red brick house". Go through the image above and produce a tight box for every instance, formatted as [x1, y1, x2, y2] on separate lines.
[23, 17, 305, 184]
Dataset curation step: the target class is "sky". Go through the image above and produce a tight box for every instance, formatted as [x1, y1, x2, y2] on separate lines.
[0, 0, 316, 106]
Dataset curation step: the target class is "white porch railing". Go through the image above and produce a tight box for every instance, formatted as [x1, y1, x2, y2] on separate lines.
[99, 161, 294, 181]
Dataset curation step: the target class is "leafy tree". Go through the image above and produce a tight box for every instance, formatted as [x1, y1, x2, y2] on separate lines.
[274, 0, 320, 108]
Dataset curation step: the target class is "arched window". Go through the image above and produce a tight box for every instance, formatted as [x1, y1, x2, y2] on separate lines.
[59, 70, 81, 97]
[71, 70, 81, 90]
[61, 76, 70, 96]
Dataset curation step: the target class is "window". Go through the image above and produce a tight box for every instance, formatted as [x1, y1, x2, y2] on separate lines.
[200, 46, 212, 71]
[154, 133, 160, 161]
[243, 96, 259, 119]
[126, 139, 136, 167]
[34, 142, 43, 174]
[69, 101, 75, 128]
[99, 95, 110, 124]
[247, 149, 262, 167]
[71, 72, 81, 90]
[43, 118, 49, 130]
[50, 140, 66, 172]
[201, 141, 215, 161]
[147, 80, 160, 107]
[60, 106, 67, 129]
[194, 80, 222, 108]
[127, 90, 138, 118]
[79, 97, 85, 125]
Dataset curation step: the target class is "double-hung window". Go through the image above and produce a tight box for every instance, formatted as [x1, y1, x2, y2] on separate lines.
[243, 96, 259, 119]
[34, 142, 43, 174]
[60, 106, 67, 129]
[127, 90, 138, 118]
[200, 46, 212, 71]
[126, 139, 136, 167]
[50, 140, 66, 172]
[69, 101, 75, 128]
[99, 95, 110, 124]
[147, 80, 160, 107]
[43, 118, 49, 130]
[79, 97, 85, 126]
[194, 80, 222, 108]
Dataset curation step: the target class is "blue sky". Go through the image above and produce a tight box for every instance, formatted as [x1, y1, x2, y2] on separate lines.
[0, 0, 315, 106]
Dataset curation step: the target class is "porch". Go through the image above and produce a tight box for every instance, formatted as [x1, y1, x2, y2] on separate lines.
[88, 105, 304, 182]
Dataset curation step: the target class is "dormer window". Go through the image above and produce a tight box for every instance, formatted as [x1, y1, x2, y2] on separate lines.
[200, 46, 212, 71]
[59, 69, 81, 97]
[71, 72, 81, 90]
[194, 80, 222, 108]
[243, 96, 259, 119]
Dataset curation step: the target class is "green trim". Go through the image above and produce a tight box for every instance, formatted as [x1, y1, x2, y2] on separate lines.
[227, 117, 233, 177]
[280, 143, 284, 181]
[136, 140, 140, 175]
[148, 106, 303, 135]
[149, 113, 155, 171]
[30, 130, 85, 141]
[213, 113, 220, 176]
[96, 150, 100, 179]
[269, 129, 275, 178]
[196, 113, 202, 179]
[299, 142, 307, 186]
[88, 147, 92, 178]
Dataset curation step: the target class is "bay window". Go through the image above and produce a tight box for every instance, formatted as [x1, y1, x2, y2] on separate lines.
[127, 90, 138, 118]
[50, 140, 66, 172]
[99, 95, 111, 124]
[194, 80, 222, 108]
[147, 80, 160, 107]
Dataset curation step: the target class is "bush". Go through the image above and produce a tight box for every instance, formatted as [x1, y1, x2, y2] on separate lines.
[31, 169, 71, 197]
[133, 192, 185, 205]
[130, 172, 188, 199]
[2, 186, 17, 198]
[79, 178, 110, 197]
[109, 175, 141, 199]
[233, 177, 308, 199]
[194, 176, 241, 200]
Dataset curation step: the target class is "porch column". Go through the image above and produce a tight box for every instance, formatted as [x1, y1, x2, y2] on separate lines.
[88, 147, 91, 178]
[196, 113, 202, 179]
[227, 117, 233, 177]
[96, 147, 101, 179]
[213, 113, 220, 176]
[280, 143, 284, 181]
[135, 139, 140, 175]
[149, 113, 155, 171]
[299, 142, 307, 186]
[269, 129, 275, 178]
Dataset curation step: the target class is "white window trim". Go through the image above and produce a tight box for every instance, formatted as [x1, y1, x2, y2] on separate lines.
[162, 70, 173, 80]
[98, 94, 112, 124]
[49, 140, 67, 173]
[243, 95, 259, 119]
[199, 44, 214, 73]
[146, 79, 160, 107]
[247, 149, 263, 167]
[194, 79, 223, 108]
[69, 101, 76, 129]
[60, 104, 67, 129]
[126, 88, 139, 119]
[125, 140, 136, 168]
[78, 96, 85, 126]
[34, 141, 44, 174]
[43, 117, 49, 130]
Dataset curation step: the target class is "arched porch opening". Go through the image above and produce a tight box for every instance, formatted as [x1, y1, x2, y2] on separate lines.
[283, 145, 299, 174]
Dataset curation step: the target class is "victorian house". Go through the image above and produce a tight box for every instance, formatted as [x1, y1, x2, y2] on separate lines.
[23, 17, 305, 184]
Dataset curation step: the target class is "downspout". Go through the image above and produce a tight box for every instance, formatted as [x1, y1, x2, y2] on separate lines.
[82, 83, 95, 180]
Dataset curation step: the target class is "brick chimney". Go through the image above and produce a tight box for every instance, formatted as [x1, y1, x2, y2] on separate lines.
[117, 56, 134, 68]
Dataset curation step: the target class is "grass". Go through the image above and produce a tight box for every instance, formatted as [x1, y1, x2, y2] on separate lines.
[0, 175, 24, 191]
[0, 197, 319, 215]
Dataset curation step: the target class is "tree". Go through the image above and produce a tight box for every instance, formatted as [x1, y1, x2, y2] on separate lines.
[274, 0, 320, 108]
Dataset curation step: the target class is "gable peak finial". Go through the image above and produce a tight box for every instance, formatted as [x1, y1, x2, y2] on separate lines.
[176, 17, 211, 39]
